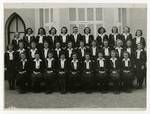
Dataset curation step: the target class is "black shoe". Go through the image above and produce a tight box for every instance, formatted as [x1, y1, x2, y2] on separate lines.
[45, 90, 52, 94]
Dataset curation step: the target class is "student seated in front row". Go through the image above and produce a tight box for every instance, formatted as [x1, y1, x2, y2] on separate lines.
[31, 52, 44, 93]
[109, 50, 121, 94]
[121, 51, 134, 93]
[16, 52, 30, 93]
[68, 53, 81, 93]
[44, 51, 56, 94]
[81, 53, 94, 93]
[95, 51, 109, 93]
[57, 53, 68, 94]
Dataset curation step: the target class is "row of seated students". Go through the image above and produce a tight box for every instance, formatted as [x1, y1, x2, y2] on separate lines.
[5, 26, 146, 94]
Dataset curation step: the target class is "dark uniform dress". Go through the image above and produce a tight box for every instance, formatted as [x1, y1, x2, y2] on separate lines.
[120, 33, 133, 47]
[70, 33, 82, 48]
[95, 58, 109, 91]
[115, 47, 124, 60]
[35, 35, 47, 50]
[82, 34, 94, 47]
[77, 47, 87, 61]
[11, 38, 23, 50]
[57, 59, 68, 93]
[53, 48, 64, 60]
[135, 49, 146, 88]
[109, 58, 121, 93]
[89, 46, 99, 61]
[102, 47, 112, 60]
[44, 58, 56, 93]
[133, 36, 146, 49]
[16, 59, 30, 93]
[46, 35, 59, 49]
[31, 59, 44, 92]
[109, 33, 121, 48]
[81, 60, 94, 93]
[124, 47, 135, 61]
[23, 34, 36, 49]
[68, 59, 81, 92]
[65, 48, 75, 61]
[40, 48, 50, 61]
[96, 33, 108, 47]
[121, 58, 134, 92]
[28, 48, 39, 61]
[58, 34, 71, 49]
[4, 50, 17, 90]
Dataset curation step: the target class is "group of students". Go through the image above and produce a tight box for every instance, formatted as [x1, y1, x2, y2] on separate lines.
[4, 25, 146, 94]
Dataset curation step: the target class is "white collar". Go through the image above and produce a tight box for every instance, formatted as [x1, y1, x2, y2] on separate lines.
[79, 47, 86, 49]
[116, 47, 123, 49]
[50, 34, 56, 37]
[44, 48, 49, 50]
[47, 58, 54, 61]
[136, 49, 143, 52]
[31, 48, 37, 51]
[61, 34, 67, 36]
[34, 59, 42, 62]
[92, 46, 96, 48]
[26, 34, 33, 37]
[112, 33, 118, 35]
[18, 48, 25, 52]
[97, 58, 105, 61]
[60, 59, 66, 61]
[122, 58, 130, 61]
[110, 58, 117, 61]
[71, 59, 78, 63]
[84, 60, 91, 63]
[38, 34, 45, 37]
[84, 34, 90, 36]
[123, 33, 129, 36]
[21, 59, 27, 62]
[136, 36, 142, 39]
[98, 33, 106, 37]
[67, 48, 73, 50]
[73, 33, 78, 36]
[7, 50, 14, 53]
[55, 48, 61, 51]
[103, 47, 109, 49]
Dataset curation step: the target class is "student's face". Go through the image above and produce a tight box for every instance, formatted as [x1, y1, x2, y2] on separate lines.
[100, 28, 105, 34]
[85, 55, 90, 60]
[126, 40, 132, 47]
[136, 30, 142, 37]
[111, 51, 116, 57]
[44, 42, 49, 48]
[61, 28, 67, 34]
[73, 27, 78, 33]
[27, 29, 32, 35]
[98, 53, 103, 58]
[123, 53, 128, 59]
[31, 42, 36, 48]
[19, 43, 24, 49]
[137, 44, 142, 49]
[51, 28, 56, 35]
[56, 43, 60, 48]
[104, 41, 108, 47]
[92, 41, 96, 46]
[72, 54, 77, 60]
[80, 42, 84, 47]
[68, 43, 72, 48]
[39, 29, 44, 35]
[85, 28, 90, 34]
[60, 55, 65, 59]
[48, 53, 53, 58]
[112, 27, 117, 33]
[8, 45, 13, 50]
[20, 54, 26, 60]
[124, 27, 129, 33]
[35, 54, 40, 59]
[15, 33, 19, 38]
[117, 40, 122, 47]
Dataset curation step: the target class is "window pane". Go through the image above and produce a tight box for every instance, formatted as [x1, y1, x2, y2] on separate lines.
[50, 8, 53, 22]
[78, 8, 85, 21]
[79, 24, 86, 34]
[45, 8, 49, 23]
[9, 19, 16, 32]
[96, 8, 103, 21]
[69, 8, 76, 21]
[118, 8, 122, 23]
[87, 8, 93, 21]
[18, 19, 24, 32]
[122, 8, 126, 26]
[39, 8, 44, 27]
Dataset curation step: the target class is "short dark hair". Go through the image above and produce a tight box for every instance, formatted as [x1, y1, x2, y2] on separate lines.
[26, 28, 33, 34]
[38, 27, 46, 35]
[111, 26, 118, 33]
[98, 27, 106, 34]
[84, 27, 91, 34]
[135, 29, 143, 36]
[49, 27, 57, 34]
[61, 26, 68, 34]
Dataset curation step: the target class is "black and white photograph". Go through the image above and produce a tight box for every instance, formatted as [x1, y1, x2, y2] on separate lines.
[3, 1, 148, 110]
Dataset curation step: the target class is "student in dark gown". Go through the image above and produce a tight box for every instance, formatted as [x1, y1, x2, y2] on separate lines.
[5, 44, 17, 90]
